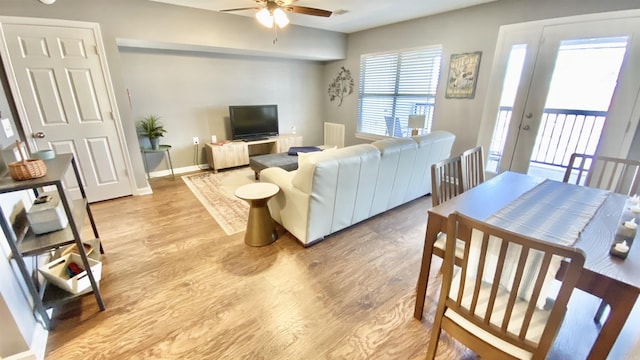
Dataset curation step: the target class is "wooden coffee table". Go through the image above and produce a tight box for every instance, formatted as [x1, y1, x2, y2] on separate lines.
[234, 183, 280, 246]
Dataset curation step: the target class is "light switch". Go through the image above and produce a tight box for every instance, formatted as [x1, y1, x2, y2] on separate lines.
[1, 118, 14, 138]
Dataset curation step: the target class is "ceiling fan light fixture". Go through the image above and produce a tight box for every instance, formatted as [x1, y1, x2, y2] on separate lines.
[273, 8, 289, 28]
[256, 8, 274, 28]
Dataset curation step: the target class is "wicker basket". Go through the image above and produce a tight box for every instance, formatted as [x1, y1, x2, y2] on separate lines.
[9, 159, 47, 180]
[8, 141, 47, 181]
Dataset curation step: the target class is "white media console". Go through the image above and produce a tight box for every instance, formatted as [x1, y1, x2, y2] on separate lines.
[204, 134, 302, 172]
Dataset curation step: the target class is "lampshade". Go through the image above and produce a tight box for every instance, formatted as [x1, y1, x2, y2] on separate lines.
[273, 8, 290, 28]
[408, 114, 426, 129]
[256, 8, 274, 28]
[256, 7, 290, 29]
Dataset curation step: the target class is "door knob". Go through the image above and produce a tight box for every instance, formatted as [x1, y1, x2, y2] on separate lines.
[33, 131, 46, 139]
[522, 125, 531, 130]
[525, 113, 533, 119]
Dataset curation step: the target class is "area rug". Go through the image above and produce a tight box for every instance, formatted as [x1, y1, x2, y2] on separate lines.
[182, 168, 256, 235]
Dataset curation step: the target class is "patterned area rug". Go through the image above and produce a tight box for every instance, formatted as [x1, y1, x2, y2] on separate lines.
[182, 167, 256, 235]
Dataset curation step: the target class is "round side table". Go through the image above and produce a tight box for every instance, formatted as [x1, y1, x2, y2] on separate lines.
[234, 182, 280, 246]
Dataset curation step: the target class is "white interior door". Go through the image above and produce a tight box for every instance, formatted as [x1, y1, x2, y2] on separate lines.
[481, 12, 640, 179]
[0, 18, 132, 202]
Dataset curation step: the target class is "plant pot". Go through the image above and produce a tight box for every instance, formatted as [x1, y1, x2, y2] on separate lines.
[150, 137, 160, 150]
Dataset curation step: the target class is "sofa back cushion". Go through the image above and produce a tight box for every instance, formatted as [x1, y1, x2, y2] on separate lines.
[292, 144, 381, 239]
[370, 138, 418, 215]
[409, 131, 456, 198]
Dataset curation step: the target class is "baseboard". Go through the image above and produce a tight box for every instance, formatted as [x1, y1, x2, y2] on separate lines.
[29, 322, 48, 360]
[2, 351, 37, 360]
[135, 185, 153, 196]
[148, 164, 209, 179]
[136, 164, 210, 195]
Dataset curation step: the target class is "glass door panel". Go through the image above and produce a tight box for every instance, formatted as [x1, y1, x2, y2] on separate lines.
[500, 16, 640, 177]
[487, 44, 527, 173]
[526, 37, 628, 180]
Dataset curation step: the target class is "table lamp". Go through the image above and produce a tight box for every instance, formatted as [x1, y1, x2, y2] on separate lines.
[408, 115, 426, 136]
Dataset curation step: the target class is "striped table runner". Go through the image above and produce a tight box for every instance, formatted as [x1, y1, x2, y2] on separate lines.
[486, 179, 610, 247]
[470, 179, 610, 307]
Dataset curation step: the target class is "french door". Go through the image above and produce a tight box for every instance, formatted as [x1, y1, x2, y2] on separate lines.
[480, 12, 640, 179]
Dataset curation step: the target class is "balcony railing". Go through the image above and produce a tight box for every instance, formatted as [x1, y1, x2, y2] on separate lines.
[490, 107, 607, 173]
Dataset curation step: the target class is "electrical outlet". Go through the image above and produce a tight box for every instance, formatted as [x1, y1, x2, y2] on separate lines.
[193, 137, 199, 145]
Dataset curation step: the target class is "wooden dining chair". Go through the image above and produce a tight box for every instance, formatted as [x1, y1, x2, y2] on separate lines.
[429, 156, 466, 271]
[563, 153, 640, 323]
[431, 155, 464, 208]
[563, 153, 640, 195]
[460, 146, 485, 191]
[426, 212, 585, 360]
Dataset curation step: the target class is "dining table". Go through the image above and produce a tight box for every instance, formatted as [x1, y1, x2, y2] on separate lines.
[413, 171, 640, 360]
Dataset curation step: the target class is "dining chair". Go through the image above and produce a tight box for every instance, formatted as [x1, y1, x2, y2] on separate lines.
[426, 212, 585, 360]
[563, 153, 640, 195]
[460, 146, 485, 191]
[563, 153, 640, 323]
[430, 156, 466, 264]
[431, 155, 464, 208]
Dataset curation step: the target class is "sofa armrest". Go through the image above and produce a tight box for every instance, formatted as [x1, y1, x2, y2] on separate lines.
[260, 167, 311, 243]
[261, 167, 295, 188]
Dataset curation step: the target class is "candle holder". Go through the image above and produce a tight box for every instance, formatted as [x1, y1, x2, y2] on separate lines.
[611, 196, 639, 259]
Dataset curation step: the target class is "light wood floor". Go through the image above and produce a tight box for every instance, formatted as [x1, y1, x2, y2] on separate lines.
[45, 171, 640, 359]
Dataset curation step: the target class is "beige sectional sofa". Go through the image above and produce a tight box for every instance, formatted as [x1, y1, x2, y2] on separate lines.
[260, 131, 456, 246]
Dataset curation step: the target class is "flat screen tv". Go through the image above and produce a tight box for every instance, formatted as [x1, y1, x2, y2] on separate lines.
[229, 104, 279, 141]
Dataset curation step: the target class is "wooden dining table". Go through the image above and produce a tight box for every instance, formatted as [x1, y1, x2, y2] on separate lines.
[413, 171, 640, 360]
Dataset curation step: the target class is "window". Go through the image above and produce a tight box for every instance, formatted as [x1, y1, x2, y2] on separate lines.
[358, 46, 442, 137]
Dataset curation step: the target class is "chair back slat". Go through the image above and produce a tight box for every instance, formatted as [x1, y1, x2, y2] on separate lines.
[431, 155, 464, 207]
[484, 239, 509, 324]
[564, 153, 640, 195]
[469, 233, 489, 314]
[461, 146, 485, 191]
[519, 251, 553, 340]
[427, 212, 585, 360]
[502, 245, 530, 332]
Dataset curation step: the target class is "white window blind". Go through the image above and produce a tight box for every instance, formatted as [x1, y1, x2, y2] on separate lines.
[358, 46, 442, 137]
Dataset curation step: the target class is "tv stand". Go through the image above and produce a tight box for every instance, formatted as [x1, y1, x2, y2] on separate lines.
[205, 134, 302, 172]
[241, 137, 269, 142]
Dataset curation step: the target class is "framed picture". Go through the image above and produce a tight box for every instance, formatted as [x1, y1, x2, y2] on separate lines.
[445, 51, 482, 99]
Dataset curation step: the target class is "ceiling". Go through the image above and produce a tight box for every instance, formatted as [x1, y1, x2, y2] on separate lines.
[149, 0, 496, 33]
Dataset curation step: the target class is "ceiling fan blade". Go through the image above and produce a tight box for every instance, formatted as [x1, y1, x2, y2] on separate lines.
[219, 7, 261, 13]
[284, 5, 332, 17]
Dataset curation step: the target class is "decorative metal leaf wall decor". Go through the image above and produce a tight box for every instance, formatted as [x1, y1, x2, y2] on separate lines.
[328, 66, 354, 106]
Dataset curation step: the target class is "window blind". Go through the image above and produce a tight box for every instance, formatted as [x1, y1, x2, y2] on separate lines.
[358, 46, 442, 137]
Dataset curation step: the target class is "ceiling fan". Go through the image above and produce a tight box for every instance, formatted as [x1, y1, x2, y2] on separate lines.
[220, 0, 332, 29]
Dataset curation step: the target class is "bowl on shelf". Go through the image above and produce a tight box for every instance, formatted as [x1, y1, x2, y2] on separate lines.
[32, 149, 55, 160]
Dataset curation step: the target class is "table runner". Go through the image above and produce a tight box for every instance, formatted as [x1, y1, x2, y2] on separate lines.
[485, 179, 610, 246]
[467, 179, 610, 308]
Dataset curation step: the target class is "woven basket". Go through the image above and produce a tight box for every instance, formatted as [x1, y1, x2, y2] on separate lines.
[8, 141, 47, 181]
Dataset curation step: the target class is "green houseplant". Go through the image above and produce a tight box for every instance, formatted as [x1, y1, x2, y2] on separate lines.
[137, 114, 166, 150]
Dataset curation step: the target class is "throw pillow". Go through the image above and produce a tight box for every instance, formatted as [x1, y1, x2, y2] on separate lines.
[297, 151, 314, 166]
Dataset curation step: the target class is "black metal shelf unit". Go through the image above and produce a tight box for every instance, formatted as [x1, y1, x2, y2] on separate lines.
[0, 154, 105, 329]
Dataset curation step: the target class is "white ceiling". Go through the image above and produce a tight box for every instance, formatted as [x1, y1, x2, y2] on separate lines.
[149, 0, 496, 33]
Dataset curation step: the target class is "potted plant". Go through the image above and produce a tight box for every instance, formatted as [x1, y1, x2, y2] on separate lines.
[137, 114, 166, 150]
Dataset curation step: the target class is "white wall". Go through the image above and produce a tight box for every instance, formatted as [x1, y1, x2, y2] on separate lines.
[119, 48, 326, 169]
[0, 0, 346, 191]
[325, 0, 640, 154]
